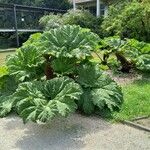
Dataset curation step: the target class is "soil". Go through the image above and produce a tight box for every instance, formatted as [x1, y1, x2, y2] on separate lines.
[105, 70, 143, 85]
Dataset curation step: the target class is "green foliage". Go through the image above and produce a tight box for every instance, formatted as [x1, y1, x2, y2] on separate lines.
[101, 36, 125, 50]
[40, 25, 100, 59]
[136, 55, 150, 71]
[51, 57, 77, 75]
[102, 1, 150, 42]
[0, 75, 18, 117]
[0, 76, 82, 121]
[0, 75, 17, 97]
[124, 39, 150, 72]
[0, 25, 123, 123]
[63, 10, 94, 26]
[62, 10, 103, 36]
[76, 64, 123, 114]
[0, 66, 8, 77]
[40, 9, 104, 37]
[23, 33, 42, 46]
[15, 77, 82, 123]
[125, 39, 150, 56]
[99, 36, 132, 72]
[78, 89, 95, 115]
[100, 36, 150, 72]
[6, 45, 44, 81]
[39, 14, 63, 29]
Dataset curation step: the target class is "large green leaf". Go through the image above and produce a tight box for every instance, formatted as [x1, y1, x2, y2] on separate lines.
[76, 64, 123, 113]
[91, 78, 123, 111]
[100, 37, 150, 72]
[51, 57, 77, 75]
[136, 54, 150, 72]
[0, 75, 18, 117]
[76, 64, 103, 88]
[15, 77, 82, 123]
[101, 36, 126, 50]
[40, 25, 100, 59]
[0, 75, 17, 97]
[23, 33, 42, 46]
[77, 89, 95, 115]
[124, 39, 150, 58]
[124, 39, 150, 71]
[0, 66, 8, 78]
[6, 45, 44, 82]
[0, 96, 15, 117]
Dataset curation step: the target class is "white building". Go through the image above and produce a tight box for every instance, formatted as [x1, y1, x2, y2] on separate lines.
[72, 0, 108, 17]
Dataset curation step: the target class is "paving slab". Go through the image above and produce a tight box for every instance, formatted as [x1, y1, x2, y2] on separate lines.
[0, 114, 150, 150]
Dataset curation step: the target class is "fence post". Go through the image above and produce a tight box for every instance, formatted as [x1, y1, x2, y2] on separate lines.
[13, 5, 19, 47]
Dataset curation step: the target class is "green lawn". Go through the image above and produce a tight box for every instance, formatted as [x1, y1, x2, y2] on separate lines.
[113, 79, 150, 121]
[0, 50, 15, 66]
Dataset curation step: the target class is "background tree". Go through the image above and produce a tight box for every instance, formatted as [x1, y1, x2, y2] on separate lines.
[39, 9, 104, 37]
[101, 0, 150, 42]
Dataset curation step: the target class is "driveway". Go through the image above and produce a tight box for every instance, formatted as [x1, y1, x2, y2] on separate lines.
[0, 114, 149, 150]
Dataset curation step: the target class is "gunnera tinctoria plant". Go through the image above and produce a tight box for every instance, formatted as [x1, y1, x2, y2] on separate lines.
[0, 25, 123, 123]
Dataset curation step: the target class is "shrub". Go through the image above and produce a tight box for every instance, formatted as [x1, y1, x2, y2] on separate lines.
[102, 0, 150, 42]
[39, 14, 63, 29]
[39, 9, 104, 37]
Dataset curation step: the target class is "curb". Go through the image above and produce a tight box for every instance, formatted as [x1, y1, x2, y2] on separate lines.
[0, 49, 16, 53]
[121, 119, 150, 132]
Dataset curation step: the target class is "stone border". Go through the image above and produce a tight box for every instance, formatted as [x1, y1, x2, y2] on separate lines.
[131, 116, 149, 121]
[121, 116, 150, 132]
[0, 49, 16, 53]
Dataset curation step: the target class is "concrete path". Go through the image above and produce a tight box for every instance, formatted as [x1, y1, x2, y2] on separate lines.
[0, 114, 150, 150]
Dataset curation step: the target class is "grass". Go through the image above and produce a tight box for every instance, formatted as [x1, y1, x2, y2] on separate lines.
[113, 79, 150, 121]
[0, 50, 15, 66]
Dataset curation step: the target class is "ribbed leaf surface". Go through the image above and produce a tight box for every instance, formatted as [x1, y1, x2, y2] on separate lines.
[40, 25, 100, 59]
[51, 57, 77, 75]
[77, 64, 123, 114]
[136, 54, 150, 71]
[0, 75, 18, 117]
[15, 77, 82, 123]
[6, 45, 44, 81]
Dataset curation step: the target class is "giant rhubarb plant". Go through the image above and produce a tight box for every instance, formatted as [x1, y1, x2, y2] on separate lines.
[99, 36, 150, 72]
[0, 25, 123, 123]
[76, 64, 123, 114]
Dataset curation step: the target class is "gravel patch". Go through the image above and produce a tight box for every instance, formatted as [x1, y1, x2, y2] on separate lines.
[0, 114, 150, 150]
[105, 70, 142, 85]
